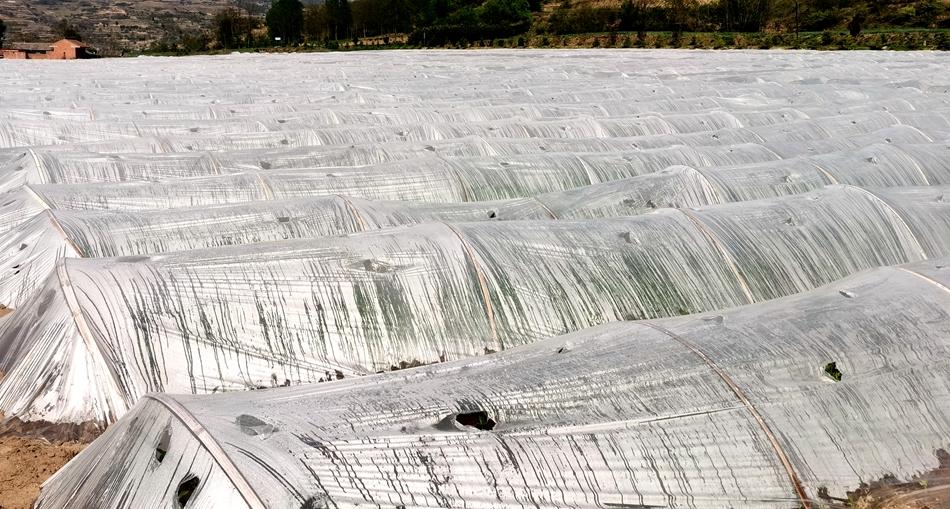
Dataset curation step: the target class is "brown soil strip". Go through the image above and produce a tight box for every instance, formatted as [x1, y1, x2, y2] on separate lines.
[828, 449, 950, 509]
[0, 411, 98, 509]
[0, 432, 86, 509]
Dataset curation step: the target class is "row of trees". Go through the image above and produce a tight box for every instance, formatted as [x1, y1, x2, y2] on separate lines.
[199, 0, 949, 52]
[548, 0, 775, 35]
[6, 0, 949, 55]
[549, 0, 949, 36]
[261, 0, 542, 45]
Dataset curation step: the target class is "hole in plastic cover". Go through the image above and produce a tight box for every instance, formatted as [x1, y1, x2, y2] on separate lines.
[455, 411, 496, 431]
[155, 427, 170, 464]
[176, 474, 200, 508]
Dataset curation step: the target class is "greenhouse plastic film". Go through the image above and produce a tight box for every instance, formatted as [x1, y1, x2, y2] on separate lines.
[4, 186, 950, 425]
[36, 259, 950, 508]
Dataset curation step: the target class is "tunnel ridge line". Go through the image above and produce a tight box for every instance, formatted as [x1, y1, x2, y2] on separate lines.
[636, 320, 812, 509]
[442, 222, 500, 349]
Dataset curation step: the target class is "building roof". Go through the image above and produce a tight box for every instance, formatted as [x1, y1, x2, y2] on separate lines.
[3, 39, 89, 51]
[3, 42, 53, 51]
[55, 39, 88, 48]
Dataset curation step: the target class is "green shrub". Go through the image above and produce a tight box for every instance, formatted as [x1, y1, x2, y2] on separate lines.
[824, 362, 843, 382]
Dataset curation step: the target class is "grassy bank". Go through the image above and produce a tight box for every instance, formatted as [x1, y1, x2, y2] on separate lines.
[400, 29, 950, 50]
[136, 29, 950, 56]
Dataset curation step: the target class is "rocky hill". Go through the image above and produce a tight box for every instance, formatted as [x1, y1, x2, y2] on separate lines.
[0, 0, 268, 55]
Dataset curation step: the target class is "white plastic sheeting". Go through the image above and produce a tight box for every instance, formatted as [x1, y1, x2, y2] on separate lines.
[4, 161, 950, 327]
[36, 258, 950, 508]
[0, 50, 947, 435]
[4, 141, 943, 206]
[0, 168, 712, 314]
[2, 185, 949, 425]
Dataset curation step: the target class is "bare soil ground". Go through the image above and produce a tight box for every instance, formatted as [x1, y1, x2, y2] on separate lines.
[844, 449, 950, 509]
[0, 407, 97, 509]
[0, 436, 85, 509]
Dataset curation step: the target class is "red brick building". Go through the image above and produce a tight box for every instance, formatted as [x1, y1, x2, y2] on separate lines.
[0, 39, 93, 60]
[47, 39, 92, 59]
[1, 43, 51, 59]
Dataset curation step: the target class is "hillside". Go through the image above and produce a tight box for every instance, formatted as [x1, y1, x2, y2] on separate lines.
[540, 0, 950, 35]
[0, 0, 268, 55]
[1, 0, 948, 55]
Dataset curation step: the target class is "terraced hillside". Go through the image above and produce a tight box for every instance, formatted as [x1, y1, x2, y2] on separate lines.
[0, 0, 269, 54]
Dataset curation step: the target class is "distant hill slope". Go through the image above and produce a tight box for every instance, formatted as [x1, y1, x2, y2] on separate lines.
[539, 0, 949, 33]
[1, 0, 947, 55]
[0, 0, 268, 55]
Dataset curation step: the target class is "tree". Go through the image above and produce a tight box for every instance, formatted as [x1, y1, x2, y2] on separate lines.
[214, 7, 246, 48]
[848, 9, 865, 35]
[304, 4, 329, 41]
[55, 18, 83, 41]
[266, 0, 304, 44]
[0, 18, 6, 49]
[234, 0, 264, 45]
[352, 0, 389, 37]
[181, 32, 211, 53]
[915, 0, 942, 27]
[620, 0, 656, 33]
[667, 0, 696, 35]
[325, 0, 354, 40]
[722, 0, 772, 31]
[381, 0, 415, 34]
[478, 0, 531, 26]
[429, 0, 451, 22]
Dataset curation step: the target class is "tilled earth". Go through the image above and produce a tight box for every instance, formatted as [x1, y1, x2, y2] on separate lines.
[0, 436, 85, 509]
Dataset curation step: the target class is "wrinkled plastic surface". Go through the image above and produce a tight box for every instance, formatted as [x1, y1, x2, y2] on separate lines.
[37, 259, 950, 508]
[1, 186, 947, 425]
[1, 48, 948, 509]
